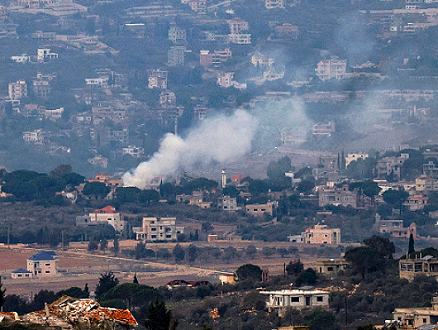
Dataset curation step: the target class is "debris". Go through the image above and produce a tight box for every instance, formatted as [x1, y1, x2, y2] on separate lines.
[7, 296, 137, 329]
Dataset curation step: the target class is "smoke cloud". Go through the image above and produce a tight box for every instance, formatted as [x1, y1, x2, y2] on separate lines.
[123, 110, 259, 189]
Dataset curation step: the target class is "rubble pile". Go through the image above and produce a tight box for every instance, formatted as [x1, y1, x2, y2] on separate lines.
[1, 296, 138, 330]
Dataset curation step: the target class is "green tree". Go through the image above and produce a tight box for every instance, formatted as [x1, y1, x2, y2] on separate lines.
[267, 156, 292, 185]
[222, 185, 240, 198]
[88, 240, 98, 252]
[383, 189, 409, 214]
[187, 244, 199, 264]
[296, 268, 317, 286]
[55, 287, 88, 299]
[346, 157, 377, 180]
[144, 300, 176, 330]
[133, 274, 139, 284]
[408, 233, 415, 255]
[95, 271, 119, 299]
[113, 236, 120, 256]
[100, 283, 160, 310]
[303, 309, 337, 330]
[245, 245, 257, 259]
[82, 182, 111, 199]
[172, 244, 185, 263]
[297, 180, 315, 195]
[236, 264, 262, 282]
[363, 235, 395, 260]
[345, 246, 384, 278]
[0, 276, 5, 309]
[286, 259, 304, 276]
[100, 238, 108, 251]
[49, 164, 72, 178]
[116, 187, 141, 203]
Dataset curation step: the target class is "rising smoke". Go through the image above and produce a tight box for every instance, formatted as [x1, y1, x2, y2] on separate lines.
[123, 109, 259, 189]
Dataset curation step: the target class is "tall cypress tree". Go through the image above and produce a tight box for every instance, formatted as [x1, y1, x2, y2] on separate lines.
[0, 276, 6, 309]
[408, 233, 415, 256]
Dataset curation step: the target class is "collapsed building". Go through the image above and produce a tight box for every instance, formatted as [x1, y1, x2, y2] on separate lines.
[0, 295, 138, 330]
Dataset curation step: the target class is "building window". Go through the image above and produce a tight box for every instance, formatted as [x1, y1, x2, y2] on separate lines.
[316, 296, 323, 302]
[18, 274, 22, 277]
[423, 318, 427, 323]
[45, 271, 50, 273]
[291, 297, 299, 303]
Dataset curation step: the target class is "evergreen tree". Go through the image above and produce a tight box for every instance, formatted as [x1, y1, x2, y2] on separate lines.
[408, 233, 415, 255]
[133, 274, 139, 284]
[113, 236, 120, 256]
[84, 283, 89, 298]
[0, 276, 6, 309]
[144, 300, 175, 330]
[95, 271, 119, 299]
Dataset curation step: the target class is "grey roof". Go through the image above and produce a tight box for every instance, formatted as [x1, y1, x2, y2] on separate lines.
[417, 324, 438, 330]
[28, 251, 57, 261]
[299, 286, 314, 291]
[422, 255, 434, 261]
[12, 268, 32, 273]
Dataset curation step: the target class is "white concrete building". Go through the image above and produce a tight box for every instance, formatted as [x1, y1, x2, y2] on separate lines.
[89, 205, 126, 232]
[345, 153, 369, 166]
[168, 26, 186, 43]
[260, 288, 330, 314]
[37, 48, 58, 62]
[8, 80, 27, 100]
[315, 57, 347, 81]
[22, 129, 44, 144]
[134, 217, 184, 242]
[265, 0, 285, 9]
[11, 54, 30, 63]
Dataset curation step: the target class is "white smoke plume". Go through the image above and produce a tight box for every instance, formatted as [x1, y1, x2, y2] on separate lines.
[123, 110, 259, 189]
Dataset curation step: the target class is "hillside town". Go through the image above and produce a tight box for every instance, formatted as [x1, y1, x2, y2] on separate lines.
[3, 0, 438, 330]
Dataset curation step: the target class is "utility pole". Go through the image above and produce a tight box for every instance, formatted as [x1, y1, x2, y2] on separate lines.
[7, 223, 10, 249]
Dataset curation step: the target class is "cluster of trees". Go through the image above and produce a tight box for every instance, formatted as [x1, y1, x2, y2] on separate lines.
[1, 166, 84, 204]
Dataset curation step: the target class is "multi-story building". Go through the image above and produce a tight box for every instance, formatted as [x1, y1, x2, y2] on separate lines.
[37, 48, 58, 62]
[88, 205, 126, 232]
[301, 225, 341, 245]
[260, 288, 330, 314]
[416, 176, 438, 191]
[313, 122, 335, 137]
[245, 202, 276, 217]
[312, 259, 349, 277]
[199, 48, 232, 67]
[227, 17, 249, 34]
[376, 215, 417, 238]
[217, 72, 235, 88]
[26, 251, 58, 277]
[399, 256, 438, 281]
[275, 23, 299, 39]
[168, 46, 186, 66]
[11, 54, 30, 63]
[122, 146, 145, 158]
[148, 70, 168, 89]
[218, 195, 238, 211]
[265, 0, 285, 9]
[315, 57, 347, 81]
[22, 129, 45, 144]
[168, 26, 186, 43]
[32, 76, 52, 99]
[134, 217, 184, 242]
[319, 186, 357, 208]
[8, 80, 27, 100]
[345, 153, 369, 167]
[393, 297, 438, 329]
[85, 77, 109, 89]
[228, 33, 251, 44]
[188, 0, 206, 14]
[377, 153, 409, 180]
